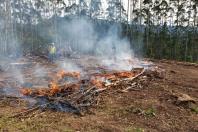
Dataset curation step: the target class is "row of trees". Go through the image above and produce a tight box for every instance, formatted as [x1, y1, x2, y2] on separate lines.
[0, 0, 197, 62]
[130, 0, 198, 62]
[1, 0, 197, 28]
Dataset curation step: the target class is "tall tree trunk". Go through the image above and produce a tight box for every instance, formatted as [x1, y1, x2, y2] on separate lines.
[140, 0, 142, 25]
[193, 3, 197, 32]
[5, 0, 12, 54]
[120, 0, 122, 23]
[185, 33, 189, 61]
[126, 0, 130, 34]
[176, 0, 179, 27]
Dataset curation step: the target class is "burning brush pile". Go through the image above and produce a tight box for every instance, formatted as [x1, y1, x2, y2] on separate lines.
[19, 65, 145, 114]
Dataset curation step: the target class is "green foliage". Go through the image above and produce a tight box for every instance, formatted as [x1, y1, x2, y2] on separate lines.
[191, 106, 198, 114]
[144, 107, 156, 117]
[127, 23, 198, 62]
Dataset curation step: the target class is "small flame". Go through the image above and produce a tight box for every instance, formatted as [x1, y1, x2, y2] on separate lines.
[57, 70, 80, 79]
[90, 77, 104, 88]
[94, 71, 136, 80]
[20, 88, 32, 96]
[57, 70, 66, 78]
[114, 71, 135, 78]
[49, 81, 60, 95]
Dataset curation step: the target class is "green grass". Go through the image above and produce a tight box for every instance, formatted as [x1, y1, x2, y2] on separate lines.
[191, 106, 198, 114]
[125, 127, 144, 132]
[144, 107, 156, 117]
[110, 105, 156, 118]
[0, 116, 74, 132]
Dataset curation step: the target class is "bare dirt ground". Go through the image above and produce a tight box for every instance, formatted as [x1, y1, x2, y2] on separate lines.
[0, 59, 198, 132]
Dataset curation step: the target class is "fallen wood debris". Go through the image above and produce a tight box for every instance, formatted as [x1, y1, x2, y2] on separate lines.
[16, 68, 145, 115]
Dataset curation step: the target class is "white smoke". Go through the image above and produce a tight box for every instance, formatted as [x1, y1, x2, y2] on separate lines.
[54, 17, 135, 71]
[33, 64, 48, 78]
[57, 59, 82, 72]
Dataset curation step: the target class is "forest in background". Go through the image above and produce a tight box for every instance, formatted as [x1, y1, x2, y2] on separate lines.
[0, 0, 197, 62]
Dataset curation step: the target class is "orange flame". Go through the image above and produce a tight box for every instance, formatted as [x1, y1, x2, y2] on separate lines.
[90, 77, 104, 88]
[20, 88, 32, 96]
[57, 70, 80, 79]
[114, 71, 135, 78]
[49, 81, 60, 95]
[93, 71, 135, 81]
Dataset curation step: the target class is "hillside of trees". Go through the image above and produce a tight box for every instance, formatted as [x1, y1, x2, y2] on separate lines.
[0, 0, 197, 62]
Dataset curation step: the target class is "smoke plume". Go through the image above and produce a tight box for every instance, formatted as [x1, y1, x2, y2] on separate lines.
[50, 17, 135, 70]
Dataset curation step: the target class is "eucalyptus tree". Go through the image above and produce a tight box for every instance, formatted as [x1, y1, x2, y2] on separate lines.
[140, 0, 153, 55]
[126, 0, 130, 32]
[0, 0, 19, 55]
[169, 0, 188, 60]
[192, 0, 198, 28]
[170, 0, 187, 27]
[141, 0, 154, 27]
[156, 0, 172, 25]
[133, 2, 143, 25]
[130, 0, 138, 24]
[78, 0, 89, 16]
[107, 0, 126, 23]
[89, 0, 102, 19]
[0, 1, 5, 49]
[0, 0, 11, 54]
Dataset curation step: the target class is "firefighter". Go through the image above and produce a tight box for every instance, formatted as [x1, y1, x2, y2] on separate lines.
[48, 43, 56, 62]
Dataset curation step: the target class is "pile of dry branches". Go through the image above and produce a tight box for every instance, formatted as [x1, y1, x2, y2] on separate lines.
[18, 68, 145, 114]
